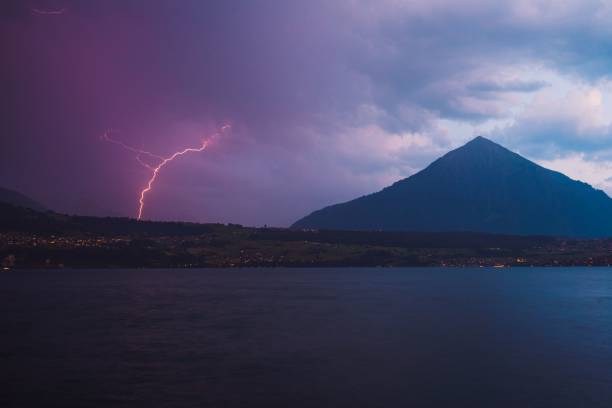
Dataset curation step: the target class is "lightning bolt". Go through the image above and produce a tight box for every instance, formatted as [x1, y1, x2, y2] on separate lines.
[136, 141, 210, 220]
[103, 125, 230, 220]
[135, 154, 155, 171]
[102, 129, 164, 162]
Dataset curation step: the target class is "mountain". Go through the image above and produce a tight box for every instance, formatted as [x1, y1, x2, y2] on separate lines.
[293, 136, 612, 237]
[0, 187, 47, 212]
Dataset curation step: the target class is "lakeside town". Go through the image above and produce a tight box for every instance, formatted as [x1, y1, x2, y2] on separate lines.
[3, 228, 612, 269]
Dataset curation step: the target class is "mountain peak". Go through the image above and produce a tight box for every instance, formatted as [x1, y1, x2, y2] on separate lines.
[424, 135, 530, 177]
[468, 135, 491, 144]
[458, 136, 508, 153]
[293, 137, 612, 237]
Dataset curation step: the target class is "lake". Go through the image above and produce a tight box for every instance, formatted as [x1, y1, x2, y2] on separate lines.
[1, 268, 612, 407]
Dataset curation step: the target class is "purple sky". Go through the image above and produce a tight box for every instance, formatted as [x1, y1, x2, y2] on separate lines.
[3, 0, 612, 226]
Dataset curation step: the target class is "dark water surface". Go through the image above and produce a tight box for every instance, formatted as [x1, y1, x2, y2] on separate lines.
[2, 268, 612, 407]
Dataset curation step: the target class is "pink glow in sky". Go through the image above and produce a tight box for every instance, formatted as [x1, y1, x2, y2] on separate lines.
[3, 0, 612, 225]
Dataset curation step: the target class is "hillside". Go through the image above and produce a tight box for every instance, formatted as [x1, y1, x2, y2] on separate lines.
[293, 137, 612, 237]
[2, 202, 611, 268]
[0, 187, 46, 212]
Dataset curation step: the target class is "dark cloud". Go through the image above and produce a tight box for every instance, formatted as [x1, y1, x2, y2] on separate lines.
[2, 0, 612, 224]
[494, 115, 612, 159]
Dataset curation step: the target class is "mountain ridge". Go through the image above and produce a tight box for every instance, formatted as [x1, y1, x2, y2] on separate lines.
[0, 187, 47, 212]
[292, 136, 612, 237]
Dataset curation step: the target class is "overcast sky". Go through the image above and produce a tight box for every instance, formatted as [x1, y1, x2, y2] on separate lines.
[3, 0, 612, 226]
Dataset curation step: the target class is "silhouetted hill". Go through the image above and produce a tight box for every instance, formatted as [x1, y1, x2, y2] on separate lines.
[4, 201, 612, 268]
[293, 136, 612, 237]
[0, 201, 551, 247]
[0, 201, 220, 236]
[0, 187, 46, 212]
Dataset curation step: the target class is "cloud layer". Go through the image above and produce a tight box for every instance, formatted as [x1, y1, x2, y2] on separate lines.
[2, 0, 612, 225]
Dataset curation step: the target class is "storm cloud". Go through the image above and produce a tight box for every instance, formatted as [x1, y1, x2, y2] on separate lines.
[2, 0, 612, 225]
